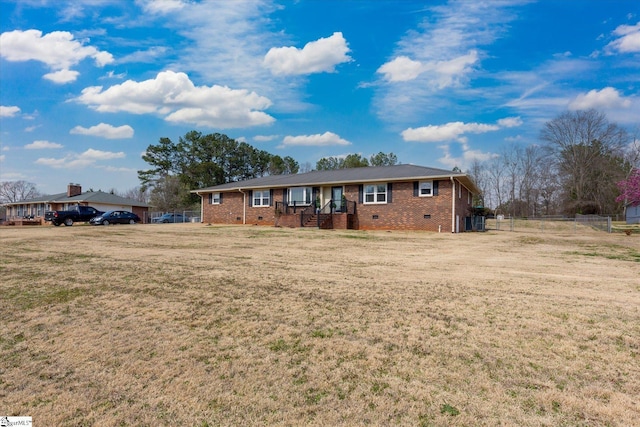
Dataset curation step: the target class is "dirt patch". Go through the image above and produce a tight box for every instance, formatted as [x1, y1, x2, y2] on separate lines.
[1, 224, 639, 426]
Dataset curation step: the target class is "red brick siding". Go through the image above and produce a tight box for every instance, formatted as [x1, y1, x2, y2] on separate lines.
[277, 214, 300, 228]
[202, 192, 245, 224]
[130, 206, 149, 222]
[202, 191, 281, 226]
[201, 178, 474, 232]
[344, 181, 458, 231]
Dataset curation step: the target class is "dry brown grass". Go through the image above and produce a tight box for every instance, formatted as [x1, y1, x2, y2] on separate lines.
[1, 224, 639, 426]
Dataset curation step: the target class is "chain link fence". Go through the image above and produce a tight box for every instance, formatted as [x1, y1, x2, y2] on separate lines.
[489, 215, 613, 233]
[145, 210, 200, 224]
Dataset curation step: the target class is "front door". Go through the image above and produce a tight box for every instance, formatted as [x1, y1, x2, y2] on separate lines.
[332, 186, 343, 212]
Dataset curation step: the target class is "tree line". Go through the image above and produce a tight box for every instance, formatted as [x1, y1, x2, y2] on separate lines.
[468, 109, 638, 217]
[137, 131, 300, 209]
[137, 130, 398, 210]
[2, 109, 638, 217]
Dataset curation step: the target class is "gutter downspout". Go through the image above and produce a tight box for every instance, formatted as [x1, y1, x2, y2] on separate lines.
[239, 189, 246, 224]
[450, 176, 456, 233]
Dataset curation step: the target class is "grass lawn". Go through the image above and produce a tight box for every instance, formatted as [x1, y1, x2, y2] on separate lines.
[1, 224, 639, 426]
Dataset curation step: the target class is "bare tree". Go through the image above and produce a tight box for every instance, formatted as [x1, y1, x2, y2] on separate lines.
[149, 175, 189, 212]
[500, 144, 523, 217]
[299, 162, 314, 173]
[119, 186, 150, 204]
[519, 145, 544, 216]
[486, 155, 508, 214]
[467, 159, 489, 208]
[623, 130, 639, 171]
[537, 166, 561, 215]
[0, 180, 40, 203]
[540, 109, 629, 214]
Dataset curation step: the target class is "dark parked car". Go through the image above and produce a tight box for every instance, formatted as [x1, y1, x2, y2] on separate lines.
[152, 213, 189, 223]
[45, 205, 103, 226]
[89, 210, 141, 225]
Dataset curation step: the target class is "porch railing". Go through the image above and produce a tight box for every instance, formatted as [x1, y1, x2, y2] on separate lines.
[275, 201, 312, 215]
[276, 199, 357, 228]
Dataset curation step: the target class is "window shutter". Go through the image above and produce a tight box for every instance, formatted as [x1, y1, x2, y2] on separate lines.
[219, 193, 223, 204]
[433, 180, 439, 196]
[358, 185, 363, 203]
[208, 193, 212, 204]
[413, 181, 419, 197]
[387, 183, 392, 203]
[269, 189, 274, 206]
[282, 188, 287, 203]
[248, 190, 253, 207]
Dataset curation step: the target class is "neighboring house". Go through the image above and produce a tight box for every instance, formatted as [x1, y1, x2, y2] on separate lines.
[192, 164, 481, 232]
[3, 183, 150, 224]
[626, 203, 640, 224]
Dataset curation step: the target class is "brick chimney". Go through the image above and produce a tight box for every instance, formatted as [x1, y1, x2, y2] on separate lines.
[67, 183, 82, 197]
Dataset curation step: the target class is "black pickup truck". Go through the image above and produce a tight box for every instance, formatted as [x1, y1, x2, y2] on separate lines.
[45, 205, 103, 226]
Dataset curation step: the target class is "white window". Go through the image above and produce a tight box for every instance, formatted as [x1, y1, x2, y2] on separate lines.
[253, 190, 270, 207]
[419, 180, 433, 197]
[364, 183, 387, 204]
[288, 187, 312, 205]
[210, 192, 221, 204]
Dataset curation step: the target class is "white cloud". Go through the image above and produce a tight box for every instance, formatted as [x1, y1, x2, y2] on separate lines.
[70, 123, 134, 139]
[427, 50, 479, 89]
[0, 105, 21, 117]
[137, 1, 308, 114]
[569, 87, 632, 110]
[0, 29, 114, 84]
[264, 32, 352, 76]
[118, 46, 168, 64]
[254, 134, 280, 142]
[378, 50, 479, 87]
[374, 1, 525, 123]
[438, 141, 498, 170]
[35, 149, 125, 169]
[24, 140, 63, 149]
[101, 70, 127, 80]
[499, 57, 595, 120]
[377, 56, 423, 82]
[402, 121, 499, 143]
[280, 132, 351, 147]
[497, 117, 523, 128]
[43, 69, 80, 84]
[74, 70, 274, 128]
[138, 0, 188, 14]
[606, 22, 640, 53]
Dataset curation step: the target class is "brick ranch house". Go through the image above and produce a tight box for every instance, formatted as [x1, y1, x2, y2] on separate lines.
[2, 183, 149, 224]
[192, 164, 481, 232]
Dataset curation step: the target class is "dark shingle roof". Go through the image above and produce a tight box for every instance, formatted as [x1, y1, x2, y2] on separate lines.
[192, 164, 479, 194]
[58, 191, 148, 207]
[6, 191, 148, 207]
[13, 192, 68, 204]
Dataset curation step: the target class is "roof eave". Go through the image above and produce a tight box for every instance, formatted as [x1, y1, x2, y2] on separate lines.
[193, 173, 480, 195]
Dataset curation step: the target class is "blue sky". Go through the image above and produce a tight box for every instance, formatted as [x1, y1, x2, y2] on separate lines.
[1, 0, 639, 195]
